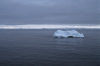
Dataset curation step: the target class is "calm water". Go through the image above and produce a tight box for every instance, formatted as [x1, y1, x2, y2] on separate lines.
[0, 29, 100, 66]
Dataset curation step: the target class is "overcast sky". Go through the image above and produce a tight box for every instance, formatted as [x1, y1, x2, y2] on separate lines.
[0, 0, 100, 25]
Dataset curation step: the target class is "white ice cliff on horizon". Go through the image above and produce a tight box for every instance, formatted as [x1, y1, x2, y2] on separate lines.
[54, 30, 84, 38]
[0, 25, 100, 29]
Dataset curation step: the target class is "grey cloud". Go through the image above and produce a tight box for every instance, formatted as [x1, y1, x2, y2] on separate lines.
[0, 0, 100, 24]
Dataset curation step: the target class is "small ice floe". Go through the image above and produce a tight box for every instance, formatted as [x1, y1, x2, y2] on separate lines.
[54, 30, 84, 38]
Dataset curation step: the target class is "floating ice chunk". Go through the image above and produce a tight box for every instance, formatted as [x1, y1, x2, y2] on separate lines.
[54, 30, 84, 38]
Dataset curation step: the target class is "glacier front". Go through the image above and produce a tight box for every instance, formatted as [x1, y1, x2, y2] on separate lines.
[54, 30, 84, 38]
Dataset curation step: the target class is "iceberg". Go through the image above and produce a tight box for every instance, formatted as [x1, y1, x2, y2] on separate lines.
[54, 30, 84, 38]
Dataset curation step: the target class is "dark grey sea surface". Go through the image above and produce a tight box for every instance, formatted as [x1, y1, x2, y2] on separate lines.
[0, 29, 100, 66]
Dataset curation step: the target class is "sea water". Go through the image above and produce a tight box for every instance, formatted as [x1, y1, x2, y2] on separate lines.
[0, 29, 100, 66]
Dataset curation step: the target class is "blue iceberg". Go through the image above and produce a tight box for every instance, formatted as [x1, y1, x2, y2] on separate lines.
[54, 30, 84, 38]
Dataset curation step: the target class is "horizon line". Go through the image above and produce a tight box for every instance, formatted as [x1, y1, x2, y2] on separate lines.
[0, 24, 100, 29]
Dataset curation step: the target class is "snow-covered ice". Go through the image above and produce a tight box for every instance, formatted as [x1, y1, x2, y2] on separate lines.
[54, 30, 84, 38]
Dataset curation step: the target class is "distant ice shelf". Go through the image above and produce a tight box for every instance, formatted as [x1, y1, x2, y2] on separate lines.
[0, 24, 100, 29]
[54, 30, 84, 38]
